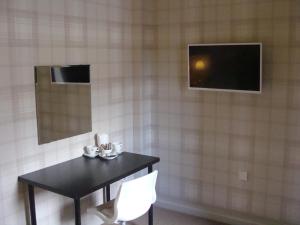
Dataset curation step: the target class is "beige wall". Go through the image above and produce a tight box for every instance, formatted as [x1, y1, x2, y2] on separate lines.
[0, 0, 151, 224]
[152, 0, 300, 225]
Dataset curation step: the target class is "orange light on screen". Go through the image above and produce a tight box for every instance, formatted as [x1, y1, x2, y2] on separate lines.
[195, 59, 206, 70]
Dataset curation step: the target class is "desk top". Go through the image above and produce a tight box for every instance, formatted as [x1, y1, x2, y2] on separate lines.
[18, 152, 159, 199]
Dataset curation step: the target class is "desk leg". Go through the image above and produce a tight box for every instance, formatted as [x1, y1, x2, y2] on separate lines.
[105, 184, 110, 202]
[28, 184, 37, 225]
[148, 165, 153, 225]
[74, 198, 81, 225]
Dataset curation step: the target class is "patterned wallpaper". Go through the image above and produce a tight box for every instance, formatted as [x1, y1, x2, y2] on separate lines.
[0, 0, 150, 224]
[152, 0, 300, 225]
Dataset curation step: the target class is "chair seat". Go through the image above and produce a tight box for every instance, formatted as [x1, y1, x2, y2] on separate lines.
[88, 171, 158, 225]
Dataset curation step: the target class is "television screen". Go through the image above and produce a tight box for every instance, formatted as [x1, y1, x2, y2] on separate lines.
[51, 65, 90, 84]
[188, 43, 262, 93]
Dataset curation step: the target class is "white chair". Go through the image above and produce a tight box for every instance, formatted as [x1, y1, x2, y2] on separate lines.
[88, 170, 158, 225]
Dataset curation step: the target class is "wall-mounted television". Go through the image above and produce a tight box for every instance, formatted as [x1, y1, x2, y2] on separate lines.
[188, 43, 262, 94]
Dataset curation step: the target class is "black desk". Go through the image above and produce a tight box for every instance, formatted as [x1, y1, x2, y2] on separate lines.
[18, 152, 160, 225]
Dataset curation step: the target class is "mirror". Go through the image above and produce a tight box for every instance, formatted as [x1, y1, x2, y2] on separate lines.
[34, 65, 92, 145]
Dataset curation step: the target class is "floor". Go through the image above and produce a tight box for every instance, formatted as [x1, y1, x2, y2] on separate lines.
[128, 207, 228, 225]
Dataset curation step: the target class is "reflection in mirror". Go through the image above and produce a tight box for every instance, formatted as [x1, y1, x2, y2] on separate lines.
[34, 65, 92, 145]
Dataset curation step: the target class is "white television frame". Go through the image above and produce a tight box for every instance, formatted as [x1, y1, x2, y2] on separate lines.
[188, 43, 262, 94]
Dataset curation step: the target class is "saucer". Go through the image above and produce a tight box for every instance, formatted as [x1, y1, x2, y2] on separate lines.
[83, 152, 98, 158]
[98, 152, 119, 160]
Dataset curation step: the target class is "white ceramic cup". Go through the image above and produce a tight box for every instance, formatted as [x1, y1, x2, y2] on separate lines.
[84, 145, 98, 155]
[112, 142, 123, 154]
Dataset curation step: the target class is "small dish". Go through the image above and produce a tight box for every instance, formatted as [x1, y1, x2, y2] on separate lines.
[99, 152, 119, 160]
[83, 152, 98, 158]
[102, 148, 112, 155]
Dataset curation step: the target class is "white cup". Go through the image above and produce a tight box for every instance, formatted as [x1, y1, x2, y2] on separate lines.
[84, 145, 98, 155]
[112, 142, 123, 154]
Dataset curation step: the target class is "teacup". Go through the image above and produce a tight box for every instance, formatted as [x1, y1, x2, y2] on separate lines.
[112, 142, 123, 154]
[84, 145, 98, 155]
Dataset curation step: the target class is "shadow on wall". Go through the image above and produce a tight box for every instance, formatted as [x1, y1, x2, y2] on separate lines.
[60, 193, 104, 224]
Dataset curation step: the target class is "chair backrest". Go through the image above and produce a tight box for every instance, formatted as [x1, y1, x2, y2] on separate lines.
[114, 170, 158, 222]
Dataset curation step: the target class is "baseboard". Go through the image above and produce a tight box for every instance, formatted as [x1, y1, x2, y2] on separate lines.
[155, 198, 283, 225]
